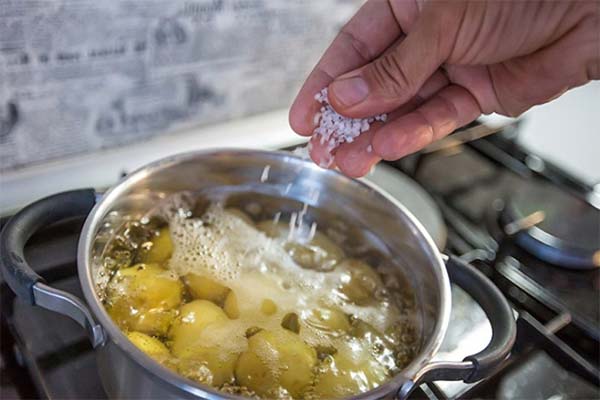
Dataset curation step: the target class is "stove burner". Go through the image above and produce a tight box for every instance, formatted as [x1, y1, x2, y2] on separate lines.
[500, 179, 600, 269]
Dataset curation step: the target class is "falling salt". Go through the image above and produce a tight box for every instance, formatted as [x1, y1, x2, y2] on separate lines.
[272, 212, 281, 225]
[260, 165, 271, 183]
[308, 222, 317, 242]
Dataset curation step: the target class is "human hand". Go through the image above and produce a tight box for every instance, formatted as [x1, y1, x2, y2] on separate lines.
[289, 0, 599, 177]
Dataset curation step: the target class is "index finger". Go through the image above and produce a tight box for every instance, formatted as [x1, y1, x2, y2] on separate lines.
[289, 0, 406, 136]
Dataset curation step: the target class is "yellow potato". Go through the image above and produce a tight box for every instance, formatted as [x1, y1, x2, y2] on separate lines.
[257, 221, 343, 271]
[351, 319, 388, 344]
[126, 331, 176, 370]
[131, 308, 178, 337]
[127, 331, 170, 358]
[260, 298, 277, 316]
[235, 329, 317, 398]
[177, 320, 246, 386]
[177, 358, 215, 385]
[178, 345, 238, 386]
[338, 259, 383, 305]
[305, 307, 350, 335]
[311, 342, 389, 399]
[285, 231, 343, 271]
[169, 300, 228, 356]
[106, 263, 183, 336]
[138, 227, 173, 263]
[223, 290, 240, 319]
[184, 274, 230, 304]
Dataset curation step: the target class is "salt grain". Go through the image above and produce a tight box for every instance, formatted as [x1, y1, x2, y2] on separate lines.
[260, 165, 271, 183]
[313, 87, 387, 162]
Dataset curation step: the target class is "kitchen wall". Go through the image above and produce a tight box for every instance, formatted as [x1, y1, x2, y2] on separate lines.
[0, 0, 362, 171]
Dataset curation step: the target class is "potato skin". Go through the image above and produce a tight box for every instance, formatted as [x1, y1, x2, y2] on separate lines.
[127, 331, 170, 358]
[235, 329, 317, 398]
[223, 291, 240, 319]
[169, 300, 229, 356]
[184, 274, 230, 304]
[177, 340, 238, 386]
[138, 227, 173, 263]
[311, 343, 388, 399]
[305, 307, 350, 335]
[106, 263, 183, 336]
[338, 259, 383, 305]
[260, 299, 277, 316]
[257, 221, 343, 271]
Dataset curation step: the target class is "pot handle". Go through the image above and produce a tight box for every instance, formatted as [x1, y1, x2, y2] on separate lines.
[0, 189, 105, 347]
[398, 255, 516, 398]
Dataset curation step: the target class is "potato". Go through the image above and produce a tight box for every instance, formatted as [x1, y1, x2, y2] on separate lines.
[257, 221, 343, 271]
[177, 358, 215, 385]
[131, 308, 178, 337]
[138, 227, 173, 263]
[176, 319, 246, 386]
[338, 259, 383, 305]
[127, 331, 176, 370]
[106, 263, 183, 336]
[223, 290, 240, 319]
[184, 274, 230, 304]
[127, 331, 170, 358]
[169, 300, 228, 356]
[350, 319, 389, 344]
[311, 342, 389, 399]
[178, 344, 238, 386]
[305, 307, 350, 335]
[235, 329, 317, 398]
[260, 298, 277, 316]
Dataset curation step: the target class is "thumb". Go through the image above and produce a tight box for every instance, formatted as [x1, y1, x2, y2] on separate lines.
[328, 4, 458, 118]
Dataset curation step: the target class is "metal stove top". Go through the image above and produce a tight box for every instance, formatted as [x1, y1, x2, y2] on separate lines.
[1, 127, 599, 400]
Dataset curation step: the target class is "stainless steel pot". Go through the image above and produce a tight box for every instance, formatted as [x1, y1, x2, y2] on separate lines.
[0, 149, 515, 399]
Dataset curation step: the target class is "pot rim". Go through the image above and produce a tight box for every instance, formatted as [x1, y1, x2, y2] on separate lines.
[77, 148, 452, 399]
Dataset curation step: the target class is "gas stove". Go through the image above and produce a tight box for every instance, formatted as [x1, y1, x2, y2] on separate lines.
[1, 123, 599, 399]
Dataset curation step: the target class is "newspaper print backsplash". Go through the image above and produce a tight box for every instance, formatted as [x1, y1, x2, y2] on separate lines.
[0, 0, 361, 171]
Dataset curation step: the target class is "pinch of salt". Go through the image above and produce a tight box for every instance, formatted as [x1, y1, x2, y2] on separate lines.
[312, 88, 387, 154]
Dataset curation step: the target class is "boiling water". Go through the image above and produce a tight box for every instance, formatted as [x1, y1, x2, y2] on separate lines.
[99, 192, 418, 399]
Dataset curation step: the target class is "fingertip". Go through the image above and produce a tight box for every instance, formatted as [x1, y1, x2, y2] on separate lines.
[336, 152, 379, 178]
[290, 68, 336, 136]
[289, 97, 318, 136]
[308, 135, 336, 169]
[334, 130, 381, 177]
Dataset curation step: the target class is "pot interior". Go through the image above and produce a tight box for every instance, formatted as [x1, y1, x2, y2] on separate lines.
[82, 149, 449, 394]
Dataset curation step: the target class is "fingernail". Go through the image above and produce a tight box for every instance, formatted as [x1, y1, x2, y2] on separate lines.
[330, 76, 369, 107]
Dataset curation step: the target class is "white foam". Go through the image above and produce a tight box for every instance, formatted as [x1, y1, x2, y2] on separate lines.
[164, 201, 404, 350]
